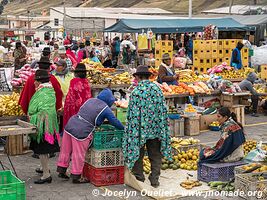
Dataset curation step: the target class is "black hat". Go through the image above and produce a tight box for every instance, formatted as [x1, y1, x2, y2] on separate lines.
[34, 69, 50, 81]
[38, 56, 51, 65]
[133, 65, 152, 76]
[42, 47, 51, 54]
[72, 63, 88, 72]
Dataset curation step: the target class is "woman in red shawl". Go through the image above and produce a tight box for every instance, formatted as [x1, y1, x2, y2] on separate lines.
[63, 63, 92, 129]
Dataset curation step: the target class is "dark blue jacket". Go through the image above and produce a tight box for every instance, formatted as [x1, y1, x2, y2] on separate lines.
[65, 88, 124, 140]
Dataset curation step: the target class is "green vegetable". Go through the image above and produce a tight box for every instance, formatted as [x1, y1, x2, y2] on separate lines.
[216, 185, 223, 191]
[208, 181, 227, 187]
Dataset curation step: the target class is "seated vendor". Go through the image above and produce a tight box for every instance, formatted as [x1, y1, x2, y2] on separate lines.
[239, 72, 259, 117]
[157, 53, 178, 85]
[199, 107, 246, 164]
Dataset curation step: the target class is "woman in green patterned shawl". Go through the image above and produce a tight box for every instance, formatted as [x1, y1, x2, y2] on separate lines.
[28, 69, 60, 184]
[122, 65, 172, 188]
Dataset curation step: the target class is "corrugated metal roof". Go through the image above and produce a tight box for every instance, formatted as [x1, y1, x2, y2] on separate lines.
[202, 5, 267, 15]
[229, 15, 267, 25]
[51, 7, 172, 17]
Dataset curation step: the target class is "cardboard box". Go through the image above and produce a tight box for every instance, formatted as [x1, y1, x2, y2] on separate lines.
[200, 114, 217, 131]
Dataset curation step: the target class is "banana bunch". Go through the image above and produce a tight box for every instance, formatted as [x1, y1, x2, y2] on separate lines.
[0, 92, 24, 116]
[111, 72, 131, 85]
[171, 137, 200, 149]
[180, 177, 202, 190]
[143, 156, 151, 174]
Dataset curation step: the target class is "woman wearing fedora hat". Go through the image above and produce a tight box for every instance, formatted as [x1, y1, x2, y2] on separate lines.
[157, 53, 179, 85]
[63, 63, 92, 129]
[123, 65, 172, 188]
[19, 56, 63, 115]
[28, 69, 60, 184]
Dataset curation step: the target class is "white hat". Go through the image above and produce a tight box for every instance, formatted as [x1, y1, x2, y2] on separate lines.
[58, 46, 66, 54]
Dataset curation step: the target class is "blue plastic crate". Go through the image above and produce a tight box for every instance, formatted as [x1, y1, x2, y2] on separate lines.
[197, 161, 246, 183]
[209, 126, 220, 131]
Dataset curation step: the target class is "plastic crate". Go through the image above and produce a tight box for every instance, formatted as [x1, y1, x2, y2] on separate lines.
[0, 171, 26, 200]
[117, 108, 127, 123]
[83, 163, 124, 186]
[235, 173, 267, 200]
[86, 148, 124, 168]
[209, 126, 220, 131]
[93, 124, 123, 150]
[197, 161, 246, 183]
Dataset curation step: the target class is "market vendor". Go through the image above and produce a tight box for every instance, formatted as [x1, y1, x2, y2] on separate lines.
[28, 69, 60, 184]
[54, 59, 73, 97]
[230, 42, 244, 70]
[239, 72, 259, 117]
[123, 65, 172, 188]
[13, 41, 27, 70]
[199, 107, 246, 163]
[54, 46, 77, 70]
[57, 88, 124, 184]
[157, 53, 178, 85]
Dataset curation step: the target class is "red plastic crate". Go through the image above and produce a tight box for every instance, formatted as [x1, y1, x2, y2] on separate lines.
[83, 163, 124, 186]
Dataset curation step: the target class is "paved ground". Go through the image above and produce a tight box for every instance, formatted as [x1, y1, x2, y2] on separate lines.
[0, 114, 266, 200]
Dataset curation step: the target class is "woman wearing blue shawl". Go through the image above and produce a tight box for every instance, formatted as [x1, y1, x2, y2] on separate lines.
[199, 107, 246, 163]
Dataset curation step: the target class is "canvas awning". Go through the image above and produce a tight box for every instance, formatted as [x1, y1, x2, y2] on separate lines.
[104, 18, 255, 33]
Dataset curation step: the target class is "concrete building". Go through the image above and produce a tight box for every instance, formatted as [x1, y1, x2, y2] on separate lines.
[49, 7, 174, 39]
[0, 15, 49, 41]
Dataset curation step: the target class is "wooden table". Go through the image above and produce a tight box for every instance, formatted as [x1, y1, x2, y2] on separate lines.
[164, 90, 221, 107]
[0, 120, 36, 156]
[91, 84, 131, 97]
[221, 92, 251, 107]
[0, 119, 36, 176]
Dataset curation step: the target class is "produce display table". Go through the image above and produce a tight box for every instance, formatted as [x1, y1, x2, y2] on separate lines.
[91, 84, 131, 97]
[221, 92, 251, 107]
[0, 62, 13, 68]
[164, 90, 221, 106]
[0, 119, 36, 176]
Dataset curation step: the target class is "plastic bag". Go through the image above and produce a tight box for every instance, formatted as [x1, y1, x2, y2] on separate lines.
[251, 45, 267, 66]
[245, 141, 267, 162]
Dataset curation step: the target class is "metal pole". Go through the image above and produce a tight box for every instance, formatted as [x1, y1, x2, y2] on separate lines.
[189, 0, 192, 19]
[229, 0, 234, 15]
[63, 0, 66, 36]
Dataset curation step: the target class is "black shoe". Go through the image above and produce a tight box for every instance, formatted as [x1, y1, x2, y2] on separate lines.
[151, 181, 160, 188]
[135, 176, 145, 182]
[58, 173, 70, 180]
[49, 153, 56, 158]
[35, 168, 43, 174]
[72, 177, 89, 184]
[251, 113, 259, 117]
[32, 154, 39, 159]
[34, 176, 52, 184]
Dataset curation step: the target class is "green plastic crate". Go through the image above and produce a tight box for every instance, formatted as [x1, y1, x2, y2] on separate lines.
[93, 125, 124, 150]
[0, 171, 25, 200]
[249, 49, 254, 57]
[117, 108, 127, 123]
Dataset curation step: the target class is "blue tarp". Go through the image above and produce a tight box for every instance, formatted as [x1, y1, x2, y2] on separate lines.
[104, 18, 255, 33]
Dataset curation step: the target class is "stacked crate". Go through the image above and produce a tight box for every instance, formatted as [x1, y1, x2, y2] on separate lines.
[154, 40, 173, 67]
[193, 39, 249, 73]
[83, 124, 124, 186]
